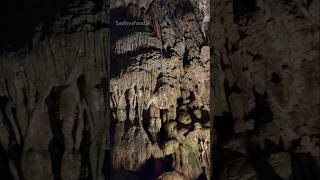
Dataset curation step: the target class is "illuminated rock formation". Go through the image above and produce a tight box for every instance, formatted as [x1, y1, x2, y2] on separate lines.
[110, 0, 210, 179]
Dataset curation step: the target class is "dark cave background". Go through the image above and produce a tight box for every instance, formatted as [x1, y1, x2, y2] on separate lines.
[0, 0, 69, 52]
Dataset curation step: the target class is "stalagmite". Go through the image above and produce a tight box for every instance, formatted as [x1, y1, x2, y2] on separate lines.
[128, 87, 137, 121]
[193, 109, 202, 119]
[179, 112, 192, 125]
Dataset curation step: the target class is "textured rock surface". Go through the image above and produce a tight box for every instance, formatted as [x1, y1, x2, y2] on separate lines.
[0, 0, 109, 180]
[2, 0, 318, 179]
[157, 171, 185, 180]
[211, 0, 320, 179]
[110, 0, 210, 179]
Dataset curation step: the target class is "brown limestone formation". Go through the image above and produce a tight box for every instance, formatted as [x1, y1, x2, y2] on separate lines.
[0, 1, 109, 180]
[110, 0, 210, 179]
[211, 0, 320, 179]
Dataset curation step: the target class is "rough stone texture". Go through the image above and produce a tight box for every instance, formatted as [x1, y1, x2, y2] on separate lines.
[211, 0, 320, 179]
[157, 171, 185, 180]
[2, 0, 318, 179]
[112, 123, 153, 171]
[110, 0, 210, 179]
[0, 1, 109, 180]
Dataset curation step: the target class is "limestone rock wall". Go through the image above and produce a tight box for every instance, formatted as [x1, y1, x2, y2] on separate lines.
[211, 0, 320, 179]
[1, 0, 318, 179]
[0, 1, 109, 180]
[110, 0, 211, 179]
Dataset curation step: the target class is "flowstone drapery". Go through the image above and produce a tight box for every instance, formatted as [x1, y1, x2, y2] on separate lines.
[110, 0, 211, 179]
[0, 1, 109, 180]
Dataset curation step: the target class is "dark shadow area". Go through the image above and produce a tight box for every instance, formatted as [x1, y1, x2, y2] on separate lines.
[103, 150, 111, 180]
[212, 113, 234, 180]
[196, 172, 208, 180]
[0, 0, 71, 52]
[232, 0, 257, 23]
[46, 86, 67, 180]
[0, 144, 14, 180]
[246, 143, 282, 180]
[250, 91, 273, 132]
[291, 154, 320, 180]
[79, 110, 93, 180]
